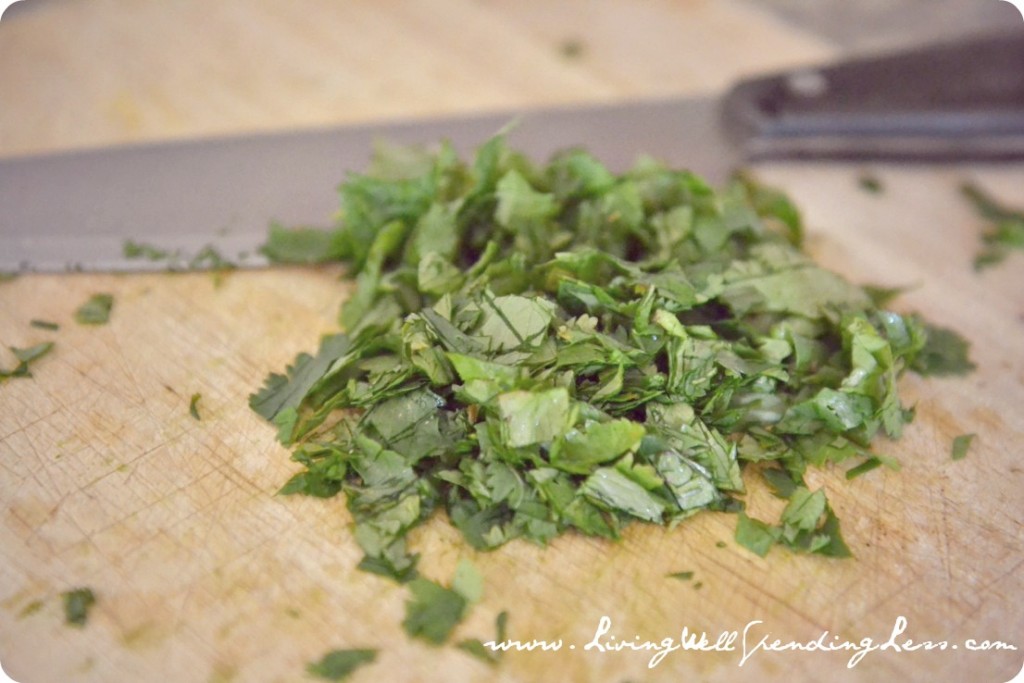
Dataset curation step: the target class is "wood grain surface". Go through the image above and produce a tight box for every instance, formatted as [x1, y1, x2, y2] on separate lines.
[1, 2, 1022, 683]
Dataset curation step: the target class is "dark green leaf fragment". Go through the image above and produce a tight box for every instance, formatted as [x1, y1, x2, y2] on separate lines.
[123, 239, 173, 261]
[62, 587, 96, 627]
[306, 649, 377, 681]
[912, 323, 975, 377]
[858, 173, 884, 194]
[248, 333, 351, 426]
[845, 457, 882, 480]
[402, 578, 469, 645]
[735, 512, 777, 558]
[951, 433, 975, 461]
[667, 570, 694, 581]
[29, 319, 59, 331]
[458, 609, 509, 665]
[74, 293, 114, 325]
[261, 224, 346, 264]
[1, 341, 54, 381]
[961, 182, 1024, 269]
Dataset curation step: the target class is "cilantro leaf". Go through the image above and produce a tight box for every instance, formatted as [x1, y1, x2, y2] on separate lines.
[1, 341, 54, 381]
[911, 323, 975, 377]
[189, 393, 202, 421]
[62, 587, 96, 627]
[402, 577, 470, 645]
[961, 182, 1024, 269]
[74, 293, 114, 325]
[951, 433, 975, 461]
[248, 333, 351, 426]
[261, 224, 346, 264]
[306, 649, 377, 681]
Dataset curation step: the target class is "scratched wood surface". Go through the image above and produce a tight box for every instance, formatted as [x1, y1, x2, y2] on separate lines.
[1, 2, 1023, 683]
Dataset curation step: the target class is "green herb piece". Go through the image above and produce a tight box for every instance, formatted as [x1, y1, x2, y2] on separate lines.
[911, 322, 975, 376]
[402, 559, 482, 646]
[951, 433, 975, 461]
[1, 341, 54, 381]
[62, 587, 96, 627]
[735, 486, 851, 558]
[857, 173, 883, 194]
[559, 38, 585, 59]
[961, 182, 1024, 269]
[188, 245, 236, 272]
[735, 512, 777, 558]
[846, 457, 882, 479]
[74, 293, 114, 325]
[250, 135, 945, 572]
[261, 223, 347, 264]
[123, 240, 235, 272]
[845, 453, 900, 480]
[29, 319, 60, 331]
[189, 393, 202, 420]
[667, 571, 694, 581]
[306, 649, 377, 681]
[18, 599, 44, 619]
[402, 579, 469, 645]
[458, 610, 508, 665]
[123, 240, 173, 261]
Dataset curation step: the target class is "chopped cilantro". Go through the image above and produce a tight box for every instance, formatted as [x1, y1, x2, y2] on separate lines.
[402, 580, 468, 645]
[457, 609, 509, 665]
[402, 559, 481, 645]
[250, 135, 956, 575]
[29, 319, 59, 331]
[911, 322, 975, 376]
[306, 649, 377, 681]
[189, 393, 202, 420]
[1, 341, 54, 381]
[123, 239, 173, 261]
[667, 571, 694, 581]
[74, 293, 114, 325]
[261, 223, 347, 264]
[961, 182, 1024, 269]
[951, 433, 975, 461]
[857, 173, 883, 194]
[62, 587, 96, 627]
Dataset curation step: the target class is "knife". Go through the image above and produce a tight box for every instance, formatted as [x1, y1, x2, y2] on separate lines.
[2, 30, 1022, 273]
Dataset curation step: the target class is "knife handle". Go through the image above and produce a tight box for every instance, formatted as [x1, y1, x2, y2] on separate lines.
[721, 31, 1024, 161]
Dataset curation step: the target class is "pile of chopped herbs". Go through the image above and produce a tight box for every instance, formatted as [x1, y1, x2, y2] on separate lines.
[251, 134, 951, 575]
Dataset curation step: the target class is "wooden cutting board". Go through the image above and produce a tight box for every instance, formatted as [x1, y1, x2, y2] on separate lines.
[1, 2, 1022, 682]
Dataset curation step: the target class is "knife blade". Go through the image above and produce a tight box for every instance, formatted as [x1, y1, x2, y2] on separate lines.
[0, 96, 737, 273]
[2, 30, 1022, 273]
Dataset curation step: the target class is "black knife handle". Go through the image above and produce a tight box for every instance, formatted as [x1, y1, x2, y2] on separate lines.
[721, 31, 1024, 161]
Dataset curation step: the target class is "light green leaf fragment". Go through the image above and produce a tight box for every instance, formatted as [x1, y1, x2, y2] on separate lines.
[655, 451, 719, 511]
[735, 512, 777, 557]
[307, 649, 377, 681]
[552, 419, 646, 474]
[497, 388, 573, 447]
[402, 578, 469, 645]
[780, 487, 827, 533]
[581, 467, 666, 522]
[951, 433, 975, 461]
[452, 558, 484, 604]
[74, 293, 114, 325]
[477, 293, 555, 351]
